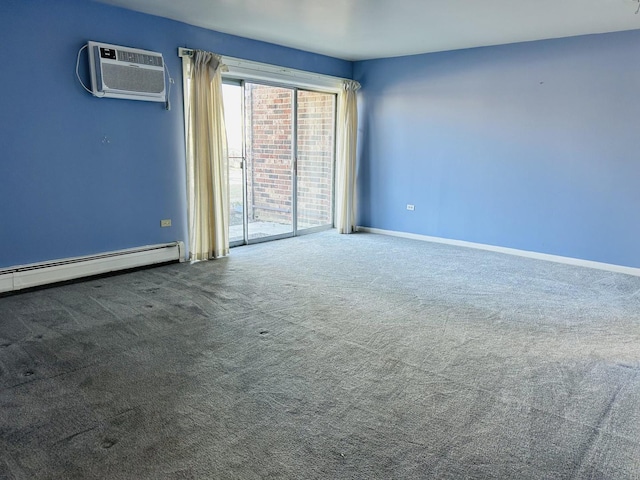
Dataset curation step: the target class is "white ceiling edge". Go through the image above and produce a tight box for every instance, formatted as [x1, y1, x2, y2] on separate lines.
[91, 0, 640, 61]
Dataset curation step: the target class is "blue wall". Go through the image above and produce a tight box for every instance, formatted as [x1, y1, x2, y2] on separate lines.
[4, 0, 638, 270]
[354, 31, 640, 268]
[0, 0, 351, 269]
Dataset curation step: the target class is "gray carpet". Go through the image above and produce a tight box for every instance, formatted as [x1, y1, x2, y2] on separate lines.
[1, 231, 639, 479]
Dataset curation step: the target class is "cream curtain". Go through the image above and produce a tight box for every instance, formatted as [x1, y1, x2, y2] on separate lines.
[335, 80, 361, 234]
[182, 50, 229, 261]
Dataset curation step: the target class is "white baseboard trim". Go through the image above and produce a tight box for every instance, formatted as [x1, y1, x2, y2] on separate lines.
[357, 227, 640, 278]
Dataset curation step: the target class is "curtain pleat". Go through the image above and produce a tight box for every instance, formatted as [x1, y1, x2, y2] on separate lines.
[182, 51, 229, 261]
[335, 80, 361, 234]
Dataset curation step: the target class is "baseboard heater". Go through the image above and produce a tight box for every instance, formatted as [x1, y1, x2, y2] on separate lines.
[0, 242, 184, 294]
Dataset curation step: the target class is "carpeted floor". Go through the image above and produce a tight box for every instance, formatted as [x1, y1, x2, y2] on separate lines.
[1, 231, 639, 479]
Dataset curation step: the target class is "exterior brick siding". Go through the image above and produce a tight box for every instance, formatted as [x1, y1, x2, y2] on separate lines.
[297, 90, 335, 228]
[244, 84, 335, 227]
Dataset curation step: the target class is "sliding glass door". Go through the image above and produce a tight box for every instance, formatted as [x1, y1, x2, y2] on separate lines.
[245, 84, 294, 241]
[223, 80, 335, 245]
[222, 83, 246, 244]
[296, 90, 336, 232]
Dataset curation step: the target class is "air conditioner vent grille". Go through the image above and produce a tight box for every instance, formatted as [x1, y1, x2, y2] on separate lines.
[102, 63, 165, 94]
[116, 50, 163, 67]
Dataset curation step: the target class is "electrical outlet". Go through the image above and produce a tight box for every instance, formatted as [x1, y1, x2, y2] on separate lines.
[406, 204, 415, 211]
[160, 219, 172, 227]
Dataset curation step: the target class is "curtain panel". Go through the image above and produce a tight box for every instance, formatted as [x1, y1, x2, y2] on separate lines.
[181, 50, 229, 261]
[335, 80, 361, 234]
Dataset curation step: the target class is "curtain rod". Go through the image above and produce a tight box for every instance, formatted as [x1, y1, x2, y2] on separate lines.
[177, 47, 353, 88]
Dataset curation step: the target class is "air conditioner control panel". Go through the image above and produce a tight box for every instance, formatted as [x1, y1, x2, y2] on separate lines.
[100, 47, 117, 60]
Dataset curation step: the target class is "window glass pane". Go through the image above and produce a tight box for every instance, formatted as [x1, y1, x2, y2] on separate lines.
[297, 90, 336, 229]
[222, 83, 244, 243]
[245, 84, 293, 239]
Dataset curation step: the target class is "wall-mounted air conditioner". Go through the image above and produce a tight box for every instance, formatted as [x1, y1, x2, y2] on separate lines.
[87, 41, 166, 102]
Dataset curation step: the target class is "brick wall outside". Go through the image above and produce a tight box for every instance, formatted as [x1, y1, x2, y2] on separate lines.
[297, 90, 335, 228]
[245, 85, 293, 224]
[244, 84, 335, 227]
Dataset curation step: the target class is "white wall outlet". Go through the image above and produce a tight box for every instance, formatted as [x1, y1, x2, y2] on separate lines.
[406, 204, 415, 211]
[160, 219, 172, 227]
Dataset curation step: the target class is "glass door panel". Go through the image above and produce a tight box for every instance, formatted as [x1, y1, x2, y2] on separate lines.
[296, 90, 336, 231]
[244, 84, 294, 241]
[222, 83, 245, 244]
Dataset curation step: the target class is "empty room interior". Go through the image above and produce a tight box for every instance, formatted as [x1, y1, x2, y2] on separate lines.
[2, 0, 640, 478]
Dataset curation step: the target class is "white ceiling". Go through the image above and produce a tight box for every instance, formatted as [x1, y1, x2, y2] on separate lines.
[93, 0, 640, 61]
